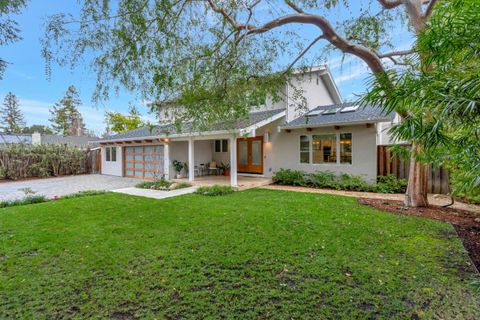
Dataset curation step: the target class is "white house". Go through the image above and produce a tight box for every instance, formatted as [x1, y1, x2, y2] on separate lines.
[94, 66, 394, 185]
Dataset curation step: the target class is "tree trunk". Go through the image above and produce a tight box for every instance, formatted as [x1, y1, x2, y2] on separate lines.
[404, 143, 429, 207]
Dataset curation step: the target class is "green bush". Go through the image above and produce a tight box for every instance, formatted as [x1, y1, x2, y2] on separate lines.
[136, 179, 173, 190]
[0, 143, 90, 180]
[195, 185, 234, 196]
[273, 169, 407, 194]
[272, 169, 306, 186]
[375, 175, 408, 194]
[0, 195, 49, 209]
[171, 182, 192, 190]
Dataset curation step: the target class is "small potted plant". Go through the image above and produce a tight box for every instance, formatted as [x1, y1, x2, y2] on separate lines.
[172, 160, 184, 178]
[219, 162, 231, 176]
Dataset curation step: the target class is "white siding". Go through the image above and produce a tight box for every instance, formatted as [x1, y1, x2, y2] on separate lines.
[254, 117, 378, 183]
[286, 72, 336, 122]
[168, 140, 214, 177]
[101, 145, 123, 177]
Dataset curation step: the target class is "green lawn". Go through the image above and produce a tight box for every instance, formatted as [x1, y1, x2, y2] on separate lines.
[1, 189, 479, 319]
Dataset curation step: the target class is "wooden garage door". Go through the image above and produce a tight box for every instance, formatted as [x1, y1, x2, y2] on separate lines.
[124, 145, 164, 180]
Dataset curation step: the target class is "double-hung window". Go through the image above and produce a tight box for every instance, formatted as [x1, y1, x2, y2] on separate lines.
[300, 133, 352, 164]
[215, 139, 229, 153]
[105, 146, 117, 162]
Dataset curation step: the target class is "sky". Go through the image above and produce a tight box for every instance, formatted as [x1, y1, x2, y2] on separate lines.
[0, 1, 413, 135]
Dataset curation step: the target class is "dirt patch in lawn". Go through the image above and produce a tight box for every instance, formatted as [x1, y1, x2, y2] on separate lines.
[358, 198, 480, 271]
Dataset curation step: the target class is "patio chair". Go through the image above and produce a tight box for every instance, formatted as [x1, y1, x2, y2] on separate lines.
[208, 161, 219, 175]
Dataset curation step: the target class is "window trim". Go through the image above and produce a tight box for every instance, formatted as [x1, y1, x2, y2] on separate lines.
[299, 132, 353, 166]
[214, 139, 229, 153]
[105, 146, 117, 162]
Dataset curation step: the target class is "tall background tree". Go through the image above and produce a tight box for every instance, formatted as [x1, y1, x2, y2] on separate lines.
[364, 0, 480, 203]
[0, 0, 27, 79]
[21, 124, 54, 135]
[49, 85, 87, 136]
[43, 0, 442, 206]
[105, 106, 145, 134]
[1, 92, 25, 133]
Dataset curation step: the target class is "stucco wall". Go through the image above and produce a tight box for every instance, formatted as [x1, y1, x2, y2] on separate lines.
[101, 145, 123, 177]
[286, 73, 336, 122]
[168, 140, 214, 177]
[254, 118, 378, 183]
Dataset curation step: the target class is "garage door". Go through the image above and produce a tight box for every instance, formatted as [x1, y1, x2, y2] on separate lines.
[124, 145, 164, 180]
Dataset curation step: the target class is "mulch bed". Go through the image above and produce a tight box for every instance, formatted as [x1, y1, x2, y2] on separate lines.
[358, 198, 480, 272]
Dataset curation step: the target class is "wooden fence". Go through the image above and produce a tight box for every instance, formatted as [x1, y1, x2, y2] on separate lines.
[86, 148, 102, 174]
[377, 145, 450, 194]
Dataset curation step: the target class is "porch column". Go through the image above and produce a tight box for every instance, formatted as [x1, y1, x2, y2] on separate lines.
[230, 136, 238, 187]
[163, 142, 170, 180]
[188, 137, 194, 182]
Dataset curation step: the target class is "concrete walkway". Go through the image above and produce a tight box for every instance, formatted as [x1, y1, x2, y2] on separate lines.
[112, 186, 197, 199]
[0, 174, 140, 201]
[262, 185, 480, 214]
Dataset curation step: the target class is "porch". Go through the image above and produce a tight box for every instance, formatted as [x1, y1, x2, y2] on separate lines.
[167, 134, 267, 187]
[172, 175, 272, 191]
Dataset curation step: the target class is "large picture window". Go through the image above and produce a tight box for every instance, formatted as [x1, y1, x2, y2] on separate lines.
[312, 134, 337, 164]
[300, 133, 352, 165]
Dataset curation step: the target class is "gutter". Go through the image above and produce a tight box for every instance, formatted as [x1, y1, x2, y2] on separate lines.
[279, 117, 393, 130]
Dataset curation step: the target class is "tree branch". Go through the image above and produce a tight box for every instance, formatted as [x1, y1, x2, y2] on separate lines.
[378, 49, 414, 58]
[242, 13, 385, 73]
[284, 34, 325, 73]
[377, 0, 404, 9]
[285, 1, 304, 13]
[423, 0, 438, 19]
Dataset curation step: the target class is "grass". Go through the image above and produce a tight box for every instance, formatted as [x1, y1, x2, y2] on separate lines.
[0, 189, 479, 319]
[195, 184, 235, 196]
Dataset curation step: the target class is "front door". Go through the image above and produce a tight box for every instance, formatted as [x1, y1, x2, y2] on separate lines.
[237, 136, 263, 174]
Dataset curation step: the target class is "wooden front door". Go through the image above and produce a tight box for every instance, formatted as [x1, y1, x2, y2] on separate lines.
[237, 136, 263, 174]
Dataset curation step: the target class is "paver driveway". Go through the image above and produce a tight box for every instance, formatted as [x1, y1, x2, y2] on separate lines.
[0, 174, 140, 201]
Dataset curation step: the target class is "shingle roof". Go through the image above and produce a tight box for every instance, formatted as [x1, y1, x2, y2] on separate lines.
[0, 133, 32, 145]
[97, 108, 286, 142]
[41, 135, 100, 148]
[281, 102, 393, 129]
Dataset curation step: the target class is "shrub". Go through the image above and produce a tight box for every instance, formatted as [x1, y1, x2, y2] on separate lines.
[171, 182, 192, 190]
[272, 169, 307, 186]
[0, 195, 49, 209]
[136, 179, 173, 191]
[375, 175, 408, 194]
[307, 171, 339, 189]
[0, 143, 90, 180]
[195, 185, 234, 196]
[273, 169, 407, 194]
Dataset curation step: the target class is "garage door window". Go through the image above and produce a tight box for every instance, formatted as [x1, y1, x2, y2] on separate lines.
[124, 145, 164, 179]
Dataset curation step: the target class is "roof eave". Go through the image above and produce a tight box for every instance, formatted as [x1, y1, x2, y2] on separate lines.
[280, 117, 392, 130]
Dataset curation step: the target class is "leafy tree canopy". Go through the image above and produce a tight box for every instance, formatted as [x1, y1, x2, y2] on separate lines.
[0, 0, 27, 79]
[21, 124, 54, 135]
[105, 106, 145, 134]
[42, 0, 434, 129]
[363, 0, 480, 196]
